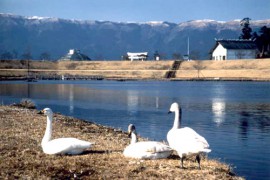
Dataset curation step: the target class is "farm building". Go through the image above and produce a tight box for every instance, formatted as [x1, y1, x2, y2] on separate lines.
[127, 52, 148, 61]
[59, 49, 91, 61]
[211, 39, 258, 60]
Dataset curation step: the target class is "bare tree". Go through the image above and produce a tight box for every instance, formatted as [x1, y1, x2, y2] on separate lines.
[172, 53, 182, 60]
[21, 52, 32, 60]
[12, 50, 18, 60]
[193, 60, 205, 78]
[40, 52, 51, 60]
[190, 50, 200, 60]
[1, 51, 13, 60]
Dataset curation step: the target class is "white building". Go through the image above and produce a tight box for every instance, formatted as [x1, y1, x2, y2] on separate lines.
[127, 52, 148, 61]
[59, 49, 91, 61]
[211, 39, 258, 60]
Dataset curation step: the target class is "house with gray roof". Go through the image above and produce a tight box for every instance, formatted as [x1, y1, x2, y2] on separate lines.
[211, 39, 258, 60]
[59, 49, 91, 61]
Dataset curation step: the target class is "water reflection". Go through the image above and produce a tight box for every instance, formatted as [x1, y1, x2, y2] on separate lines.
[238, 104, 270, 140]
[127, 90, 139, 115]
[1, 81, 270, 180]
[69, 85, 74, 114]
[210, 83, 226, 126]
[239, 111, 250, 139]
[212, 98, 226, 126]
[155, 97, 159, 109]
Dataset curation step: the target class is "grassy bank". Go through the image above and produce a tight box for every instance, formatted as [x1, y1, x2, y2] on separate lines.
[0, 59, 269, 80]
[0, 105, 244, 179]
[175, 59, 270, 81]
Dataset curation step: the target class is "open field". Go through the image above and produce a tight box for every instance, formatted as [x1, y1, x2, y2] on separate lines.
[0, 104, 244, 179]
[0, 59, 270, 80]
[176, 59, 270, 80]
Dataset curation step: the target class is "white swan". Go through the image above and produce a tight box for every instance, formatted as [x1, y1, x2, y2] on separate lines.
[167, 102, 211, 169]
[123, 124, 172, 159]
[39, 108, 93, 155]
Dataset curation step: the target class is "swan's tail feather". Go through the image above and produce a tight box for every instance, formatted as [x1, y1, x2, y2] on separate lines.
[201, 149, 211, 153]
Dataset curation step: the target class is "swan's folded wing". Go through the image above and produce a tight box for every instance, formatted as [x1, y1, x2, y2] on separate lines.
[43, 138, 93, 155]
[167, 128, 211, 155]
[123, 141, 172, 159]
[181, 127, 210, 148]
[144, 141, 172, 153]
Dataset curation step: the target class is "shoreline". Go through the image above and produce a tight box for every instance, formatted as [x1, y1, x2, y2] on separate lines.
[0, 104, 244, 179]
[1, 75, 270, 82]
[1, 59, 270, 81]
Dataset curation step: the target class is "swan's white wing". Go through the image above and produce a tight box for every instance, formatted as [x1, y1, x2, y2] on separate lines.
[123, 141, 172, 159]
[167, 127, 211, 157]
[181, 127, 210, 148]
[42, 138, 93, 155]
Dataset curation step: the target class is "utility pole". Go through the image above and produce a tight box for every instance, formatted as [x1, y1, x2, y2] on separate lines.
[187, 37, 190, 61]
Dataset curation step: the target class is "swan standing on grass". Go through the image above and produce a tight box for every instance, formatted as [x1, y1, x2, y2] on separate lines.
[167, 102, 211, 169]
[123, 124, 172, 159]
[39, 108, 93, 155]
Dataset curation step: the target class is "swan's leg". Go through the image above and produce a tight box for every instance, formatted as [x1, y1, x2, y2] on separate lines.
[196, 154, 201, 170]
[180, 156, 186, 169]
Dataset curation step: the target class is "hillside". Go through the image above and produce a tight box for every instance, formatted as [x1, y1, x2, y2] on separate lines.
[1, 59, 270, 81]
[1, 13, 270, 60]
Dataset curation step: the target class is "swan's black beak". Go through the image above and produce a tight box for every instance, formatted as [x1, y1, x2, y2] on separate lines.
[168, 111, 172, 114]
[37, 110, 44, 114]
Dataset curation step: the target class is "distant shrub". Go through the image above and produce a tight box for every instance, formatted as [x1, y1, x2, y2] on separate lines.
[12, 99, 36, 109]
[20, 60, 27, 66]
[66, 63, 78, 69]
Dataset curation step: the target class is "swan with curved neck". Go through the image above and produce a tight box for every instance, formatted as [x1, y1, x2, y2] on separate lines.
[123, 124, 172, 159]
[167, 102, 211, 169]
[128, 124, 138, 144]
[40, 108, 93, 155]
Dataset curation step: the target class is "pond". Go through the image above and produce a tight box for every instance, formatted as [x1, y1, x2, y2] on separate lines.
[0, 80, 270, 180]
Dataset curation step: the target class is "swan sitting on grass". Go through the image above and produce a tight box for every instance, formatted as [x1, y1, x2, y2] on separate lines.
[123, 124, 172, 159]
[167, 102, 211, 169]
[39, 108, 93, 155]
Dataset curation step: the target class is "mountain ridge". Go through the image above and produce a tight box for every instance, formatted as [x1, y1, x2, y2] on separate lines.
[1, 13, 270, 60]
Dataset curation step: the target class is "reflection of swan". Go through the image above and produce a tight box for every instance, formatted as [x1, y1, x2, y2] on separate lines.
[212, 98, 226, 125]
[69, 85, 74, 114]
[123, 124, 172, 159]
[39, 108, 93, 155]
[155, 96, 159, 109]
[127, 90, 139, 114]
[167, 103, 211, 169]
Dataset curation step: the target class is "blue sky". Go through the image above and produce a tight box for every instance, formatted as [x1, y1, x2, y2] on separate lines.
[0, 0, 269, 23]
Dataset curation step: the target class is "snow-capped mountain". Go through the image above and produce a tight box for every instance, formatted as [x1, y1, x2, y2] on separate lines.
[1, 13, 270, 60]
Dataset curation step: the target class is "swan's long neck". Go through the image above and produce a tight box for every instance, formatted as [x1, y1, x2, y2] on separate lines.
[42, 114, 53, 146]
[173, 108, 182, 129]
[130, 131, 138, 144]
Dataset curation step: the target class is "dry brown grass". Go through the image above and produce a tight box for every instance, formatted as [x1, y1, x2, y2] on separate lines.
[0, 105, 244, 179]
[1, 59, 270, 80]
[176, 59, 270, 80]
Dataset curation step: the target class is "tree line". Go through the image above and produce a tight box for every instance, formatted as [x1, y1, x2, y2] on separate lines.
[240, 17, 270, 58]
[0, 50, 52, 61]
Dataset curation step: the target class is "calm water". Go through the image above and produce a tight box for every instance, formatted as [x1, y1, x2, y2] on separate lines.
[0, 80, 270, 180]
